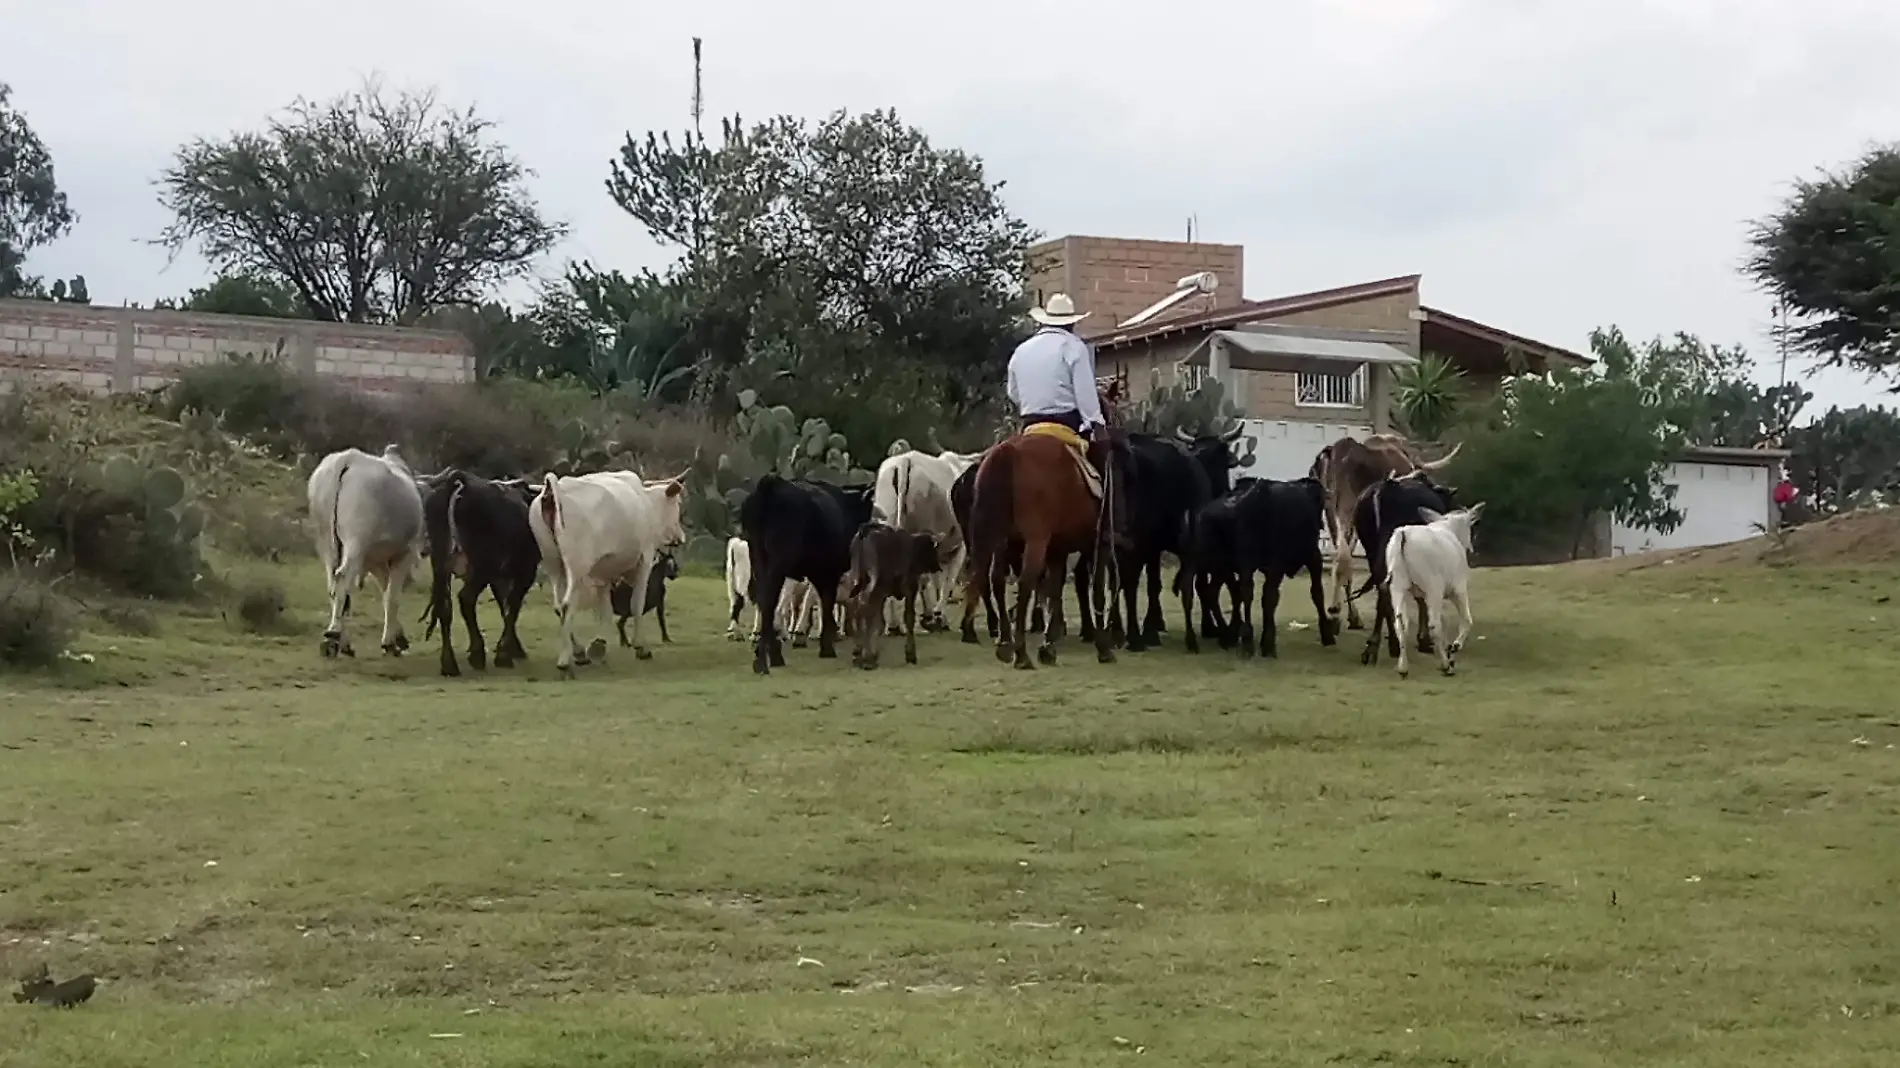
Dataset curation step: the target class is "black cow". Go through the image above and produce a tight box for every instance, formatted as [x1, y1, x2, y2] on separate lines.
[738, 475, 875, 674]
[419, 471, 540, 677]
[1184, 476, 1336, 659]
[1350, 472, 1458, 666]
[1112, 430, 1247, 651]
[610, 550, 679, 647]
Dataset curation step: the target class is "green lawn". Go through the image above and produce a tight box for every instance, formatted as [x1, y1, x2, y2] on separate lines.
[3, 558, 1899, 1065]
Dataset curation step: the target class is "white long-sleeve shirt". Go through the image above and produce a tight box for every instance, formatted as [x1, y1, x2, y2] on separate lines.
[1007, 327, 1106, 431]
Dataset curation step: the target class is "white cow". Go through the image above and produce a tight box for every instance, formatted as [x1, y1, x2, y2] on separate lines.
[724, 536, 807, 641]
[1385, 503, 1484, 678]
[307, 445, 426, 659]
[529, 470, 688, 676]
[871, 449, 983, 631]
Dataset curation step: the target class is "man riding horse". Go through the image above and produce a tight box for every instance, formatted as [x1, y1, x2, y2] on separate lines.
[964, 293, 1125, 670]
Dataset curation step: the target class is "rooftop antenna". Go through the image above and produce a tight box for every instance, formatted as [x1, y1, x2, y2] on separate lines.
[1186, 214, 1198, 243]
[690, 37, 704, 138]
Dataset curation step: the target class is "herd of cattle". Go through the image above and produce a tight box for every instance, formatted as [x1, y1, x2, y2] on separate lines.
[302, 428, 1483, 681]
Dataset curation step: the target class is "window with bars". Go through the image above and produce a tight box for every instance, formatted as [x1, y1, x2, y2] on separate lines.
[1295, 366, 1366, 408]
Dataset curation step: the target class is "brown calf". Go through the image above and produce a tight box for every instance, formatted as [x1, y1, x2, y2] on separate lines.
[845, 522, 942, 670]
[1309, 434, 1461, 631]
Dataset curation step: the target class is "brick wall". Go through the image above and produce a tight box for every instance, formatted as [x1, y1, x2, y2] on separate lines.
[1026, 235, 1245, 337]
[0, 300, 475, 395]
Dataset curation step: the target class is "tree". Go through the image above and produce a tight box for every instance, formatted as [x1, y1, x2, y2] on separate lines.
[159, 272, 309, 318]
[1451, 328, 1694, 558]
[156, 79, 563, 325]
[1784, 405, 1900, 513]
[606, 109, 1037, 422]
[0, 82, 76, 300]
[1745, 145, 1900, 384]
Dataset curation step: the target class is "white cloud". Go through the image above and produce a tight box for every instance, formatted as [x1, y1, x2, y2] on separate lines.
[9, 0, 1899, 410]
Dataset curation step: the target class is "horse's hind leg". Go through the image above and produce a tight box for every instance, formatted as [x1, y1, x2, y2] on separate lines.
[1036, 555, 1066, 665]
[1011, 539, 1046, 670]
[989, 553, 1014, 664]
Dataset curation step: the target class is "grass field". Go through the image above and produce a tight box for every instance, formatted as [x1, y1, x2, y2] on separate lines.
[4, 555, 1900, 1065]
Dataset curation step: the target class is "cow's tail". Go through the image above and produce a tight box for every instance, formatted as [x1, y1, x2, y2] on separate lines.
[538, 472, 562, 550]
[847, 526, 878, 601]
[328, 455, 351, 588]
[1386, 527, 1414, 603]
[420, 472, 469, 639]
[895, 455, 912, 531]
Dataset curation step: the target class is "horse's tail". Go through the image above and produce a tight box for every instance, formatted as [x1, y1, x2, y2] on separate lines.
[967, 446, 1014, 594]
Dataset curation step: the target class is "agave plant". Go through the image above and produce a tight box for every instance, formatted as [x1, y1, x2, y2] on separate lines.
[1393, 354, 1467, 441]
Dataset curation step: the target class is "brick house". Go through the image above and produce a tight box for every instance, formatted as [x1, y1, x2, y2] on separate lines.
[1026, 235, 1790, 558]
[1026, 234, 1588, 480]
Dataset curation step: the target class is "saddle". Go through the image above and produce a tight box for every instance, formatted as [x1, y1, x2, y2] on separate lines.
[1021, 422, 1103, 501]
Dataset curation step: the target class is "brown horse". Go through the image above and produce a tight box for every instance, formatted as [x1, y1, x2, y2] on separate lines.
[963, 424, 1128, 669]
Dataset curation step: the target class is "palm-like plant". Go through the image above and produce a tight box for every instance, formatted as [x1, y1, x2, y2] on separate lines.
[1393, 354, 1466, 441]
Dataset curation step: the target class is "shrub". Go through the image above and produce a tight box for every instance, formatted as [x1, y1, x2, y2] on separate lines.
[0, 573, 75, 670]
[217, 499, 311, 561]
[232, 578, 291, 634]
[95, 602, 159, 637]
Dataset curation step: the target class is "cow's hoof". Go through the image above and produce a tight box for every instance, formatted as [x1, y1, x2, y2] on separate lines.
[319, 634, 340, 659]
[468, 651, 487, 671]
[885, 626, 904, 638]
[587, 637, 609, 662]
[817, 646, 837, 660]
[769, 649, 786, 668]
[1347, 619, 1364, 632]
[381, 642, 405, 657]
[618, 636, 633, 648]
[1184, 636, 1200, 655]
[440, 659, 460, 678]
[494, 651, 514, 669]
[993, 642, 1012, 664]
[791, 635, 809, 650]
[1012, 653, 1035, 671]
[557, 663, 576, 680]
[634, 647, 653, 662]
[1097, 647, 1116, 664]
[960, 628, 979, 645]
[752, 659, 770, 676]
[904, 650, 918, 665]
[1037, 646, 1057, 666]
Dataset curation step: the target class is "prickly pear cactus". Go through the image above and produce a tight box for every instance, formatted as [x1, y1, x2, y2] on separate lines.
[1131, 371, 1259, 467]
[94, 455, 208, 595]
[700, 393, 877, 536]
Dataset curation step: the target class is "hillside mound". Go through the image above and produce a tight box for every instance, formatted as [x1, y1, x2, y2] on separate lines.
[1594, 509, 1900, 573]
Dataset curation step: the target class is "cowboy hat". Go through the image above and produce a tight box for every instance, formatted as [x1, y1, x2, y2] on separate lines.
[1029, 292, 1091, 327]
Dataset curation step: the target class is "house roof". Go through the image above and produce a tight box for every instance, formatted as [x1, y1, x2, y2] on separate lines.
[1091, 274, 1422, 352]
[1419, 306, 1589, 372]
[1181, 327, 1418, 376]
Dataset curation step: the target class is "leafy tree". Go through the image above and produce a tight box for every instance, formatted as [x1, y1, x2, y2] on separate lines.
[606, 109, 1036, 423]
[155, 79, 563, 325]
[1784, 405, 1900, 513]
[532, 263, 697, 401]
[1744, 145, 1900, 384]
[160, 272, 309, 318]
[0, 82, 76, 300]
[1452, 328, 1692, 558]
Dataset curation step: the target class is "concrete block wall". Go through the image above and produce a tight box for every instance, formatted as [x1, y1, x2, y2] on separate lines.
[0, 299, 475, 395]
[1026, 235, 1245, 337]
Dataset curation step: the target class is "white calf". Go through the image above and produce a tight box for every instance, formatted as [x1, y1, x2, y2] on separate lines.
[307, 445, 426, 660]
[725, 536, 805, 641]
[529, 470, 688, 676]
[1385, 503, 1484, 678]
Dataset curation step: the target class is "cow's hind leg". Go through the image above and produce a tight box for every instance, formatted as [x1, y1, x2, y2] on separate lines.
[322, 556, 364, 659]
[1414, 593, 1435, 654]
[903, 589, 921, 665]
[1393, 587, 1415, 678]
[378, 556, 415, 657]
[1307, 552, 1336, 647]
[494, 579, 528, 668]
[816, 575, 843, 660]
[458, 579, 489, 670]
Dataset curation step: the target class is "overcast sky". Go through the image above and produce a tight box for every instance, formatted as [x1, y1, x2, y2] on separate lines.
[9, 0, 1899, 412]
